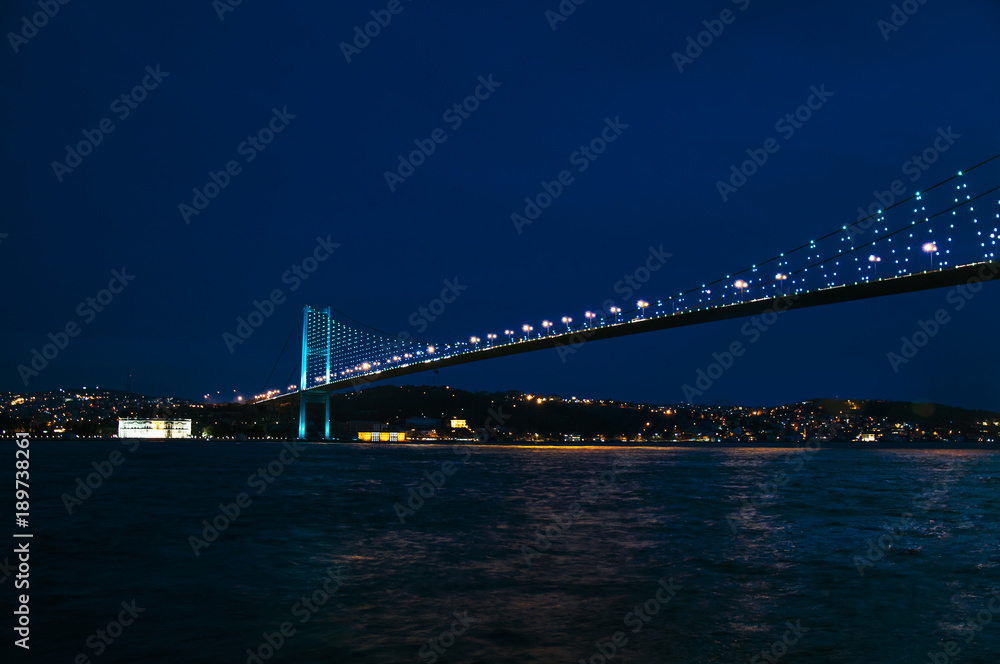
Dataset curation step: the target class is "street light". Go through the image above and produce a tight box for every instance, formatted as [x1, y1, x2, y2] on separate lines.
[504, 329, 514, 343]
[561, 316, 572, 331]
[521, 324, 533, 340]
[487, 333, 497, 346]
[470, 336, 480, 348]
[427, 345, 435, 354]
[542, 320, 553, 335]
[775, 273, 787, 295]
[868, 254, 881, 280]
[922, 242, 937, 269]
[734, 280, 748, 302]
[585, 311, 596, 327]
[637, 300, 649, 317]
[610, 306, 621, 322]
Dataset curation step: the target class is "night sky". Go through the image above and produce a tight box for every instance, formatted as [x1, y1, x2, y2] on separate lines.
[3, 1, 999, 409]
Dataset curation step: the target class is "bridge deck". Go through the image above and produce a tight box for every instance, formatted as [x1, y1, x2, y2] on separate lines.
[267, 261, 1000, 403]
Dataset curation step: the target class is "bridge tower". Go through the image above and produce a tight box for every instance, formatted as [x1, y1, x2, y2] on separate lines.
[299, 305, 331, 440]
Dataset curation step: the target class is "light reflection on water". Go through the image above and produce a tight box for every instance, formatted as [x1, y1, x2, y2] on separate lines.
[25, 441, 1000, 663]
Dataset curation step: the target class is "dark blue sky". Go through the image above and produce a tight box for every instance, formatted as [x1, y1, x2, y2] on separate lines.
[3, 0, 999, 409]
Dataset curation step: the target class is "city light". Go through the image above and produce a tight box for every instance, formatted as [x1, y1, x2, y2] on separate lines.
[868, 254, 881, 280]
[923, 242, 938, 269]
[734, 280, 748, 302]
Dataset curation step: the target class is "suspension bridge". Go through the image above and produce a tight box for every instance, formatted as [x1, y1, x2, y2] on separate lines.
[256, 155, 1000, 439]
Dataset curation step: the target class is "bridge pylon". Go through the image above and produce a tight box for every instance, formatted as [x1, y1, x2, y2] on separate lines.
[299, 306, 332, 440]
[294, 304, 435, 439]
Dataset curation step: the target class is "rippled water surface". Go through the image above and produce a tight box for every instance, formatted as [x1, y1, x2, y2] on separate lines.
[19, 441, 1000, 662]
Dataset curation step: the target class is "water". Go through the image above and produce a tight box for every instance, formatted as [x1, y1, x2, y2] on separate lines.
[13, 440, 1000, 662]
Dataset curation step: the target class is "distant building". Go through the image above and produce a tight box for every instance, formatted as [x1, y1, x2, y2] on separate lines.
[118, 418, 191, 439]
[357, 431, 406, 442]
[450, 419, 468, 429]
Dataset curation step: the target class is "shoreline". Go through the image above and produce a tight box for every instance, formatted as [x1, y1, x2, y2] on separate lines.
[20, 437, 1000, 450]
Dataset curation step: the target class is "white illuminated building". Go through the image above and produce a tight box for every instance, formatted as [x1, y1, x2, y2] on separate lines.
[118, 418, 192, 439]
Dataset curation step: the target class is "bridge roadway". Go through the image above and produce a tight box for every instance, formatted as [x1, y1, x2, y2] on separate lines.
[266, 261, 1000, 404]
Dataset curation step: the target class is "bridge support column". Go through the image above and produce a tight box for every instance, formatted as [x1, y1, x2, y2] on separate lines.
[298, 304, 335, 440]
[325, 395, 331, 441]
[298, 391, 331, 440]
[298, 392, 306, 440]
